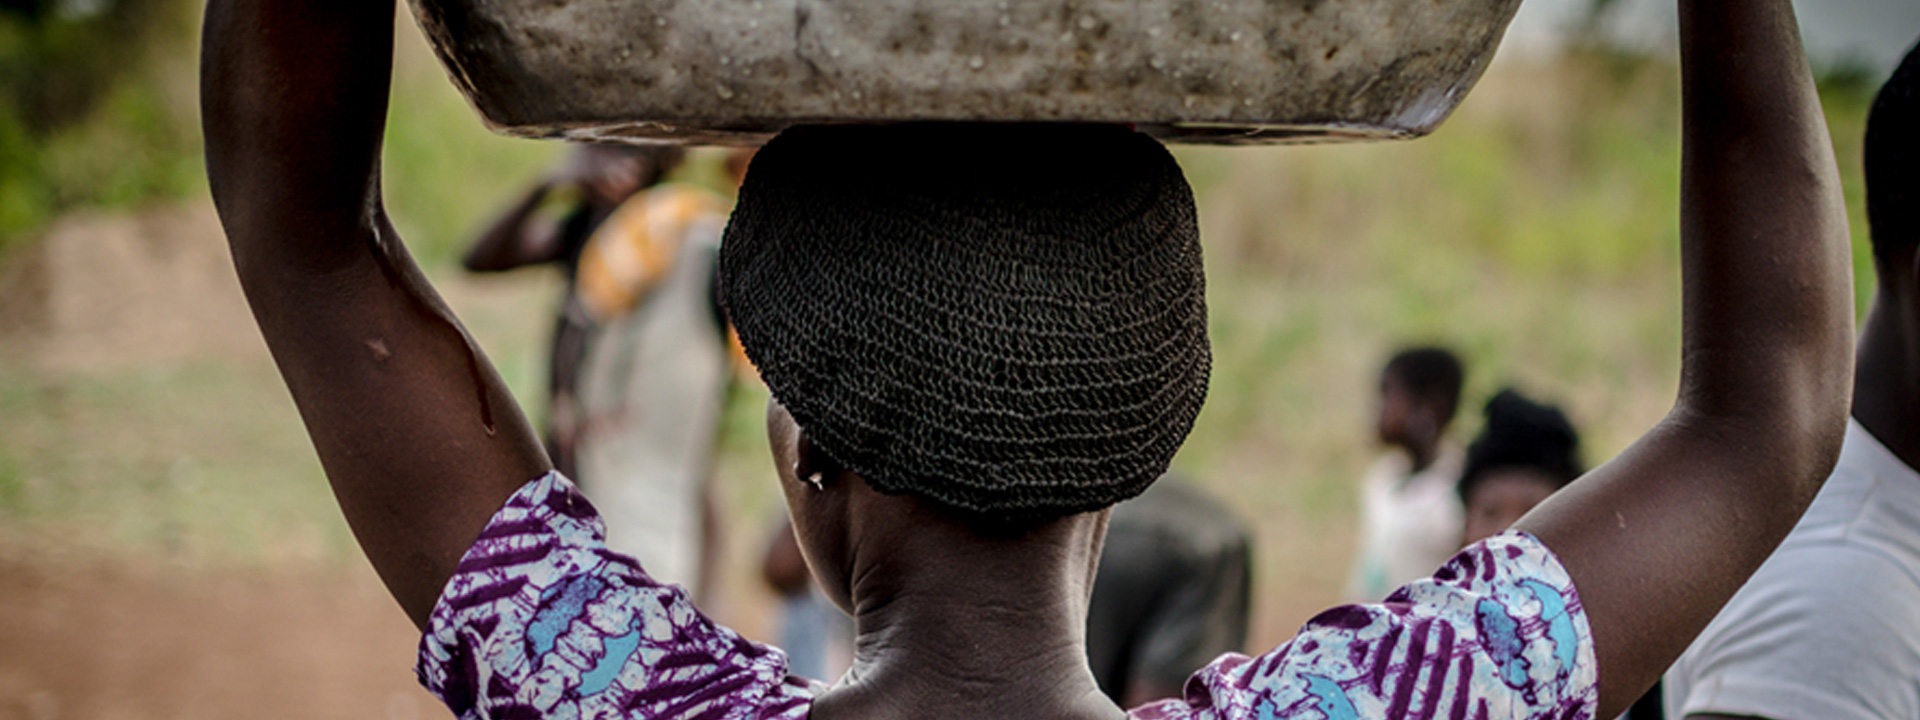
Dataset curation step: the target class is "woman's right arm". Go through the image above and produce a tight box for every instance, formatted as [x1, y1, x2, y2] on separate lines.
[202, 0, 553, 629]
[1511, 1, 1855, 717]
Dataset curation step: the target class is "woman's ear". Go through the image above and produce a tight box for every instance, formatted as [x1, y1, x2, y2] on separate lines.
[793, 432, 818, 484]
[793, 432, 842, 489]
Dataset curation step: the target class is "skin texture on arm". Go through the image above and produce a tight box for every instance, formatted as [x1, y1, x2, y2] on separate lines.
[1511, 1, 1854, 717]
[200, 0, 552, 628]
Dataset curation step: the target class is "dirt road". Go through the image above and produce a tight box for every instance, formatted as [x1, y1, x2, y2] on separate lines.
[0, 546, 449, 720]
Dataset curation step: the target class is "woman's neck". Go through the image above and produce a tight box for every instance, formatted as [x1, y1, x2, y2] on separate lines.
[810, 512, 1126, 720]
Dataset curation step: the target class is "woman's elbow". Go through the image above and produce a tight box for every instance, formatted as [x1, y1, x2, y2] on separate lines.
[1676, 362, 1851, 502]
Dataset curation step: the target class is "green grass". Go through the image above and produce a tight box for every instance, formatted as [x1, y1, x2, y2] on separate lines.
[0, 362, 353, 566]
[0, 0, 205, 251]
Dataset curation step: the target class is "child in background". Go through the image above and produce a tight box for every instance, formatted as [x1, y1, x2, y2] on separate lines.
[1346, 346, 1466, 600]
[1457, 389, 1583, 546]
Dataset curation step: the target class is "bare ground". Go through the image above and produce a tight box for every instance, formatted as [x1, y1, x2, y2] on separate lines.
[0, 203, 458, 720]
[0, 546, 448, 720]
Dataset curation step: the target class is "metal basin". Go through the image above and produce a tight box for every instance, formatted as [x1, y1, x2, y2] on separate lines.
[406, 0, 1522, 145]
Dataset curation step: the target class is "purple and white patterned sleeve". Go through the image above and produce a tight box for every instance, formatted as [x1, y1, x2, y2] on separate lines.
[416, 472, 819, 720]
[1130, 532, 1598, 720]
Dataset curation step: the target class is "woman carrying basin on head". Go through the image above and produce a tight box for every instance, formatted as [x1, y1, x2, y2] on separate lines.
[197, 0, 1854, 717]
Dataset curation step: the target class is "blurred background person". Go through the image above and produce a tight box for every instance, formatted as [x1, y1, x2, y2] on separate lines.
[461, 144, 686, 478]
[463, 144, 741, 598]
[1455, 388, 1583, 546]
[565, 152, 735, 601]
[1452, 388, 1663, 720]
[760, 518, 855, 682]
[1663, 37, 1920, 720]
[1085, 476, 1252, 708]
[1345, 346, 1466, 601]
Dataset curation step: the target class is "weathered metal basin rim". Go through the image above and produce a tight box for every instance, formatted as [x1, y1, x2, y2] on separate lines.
[406, 0, 1523, 146]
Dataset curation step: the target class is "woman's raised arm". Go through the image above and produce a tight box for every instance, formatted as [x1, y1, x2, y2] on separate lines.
[200, 0, 552, 628]
[1512, 1, 1855, 716]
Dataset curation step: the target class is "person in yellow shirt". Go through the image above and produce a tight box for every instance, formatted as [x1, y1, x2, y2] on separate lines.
[464, 146, 745, 599]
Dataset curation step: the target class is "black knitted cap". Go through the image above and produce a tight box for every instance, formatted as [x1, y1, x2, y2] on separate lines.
[720, 123, 1210, 521]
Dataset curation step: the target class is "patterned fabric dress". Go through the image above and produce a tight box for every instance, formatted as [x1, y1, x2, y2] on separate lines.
[418, 473, 1599, 720]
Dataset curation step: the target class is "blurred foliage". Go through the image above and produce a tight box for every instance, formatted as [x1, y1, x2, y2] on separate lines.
[2, 0, 165, 133]
[0, 0, 203, 252]
[0, 0, 569, 265]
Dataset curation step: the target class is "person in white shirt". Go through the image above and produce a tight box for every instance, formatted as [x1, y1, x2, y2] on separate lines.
[1346, 346, 1466, 601]
[1664, 38, 1920, 720]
